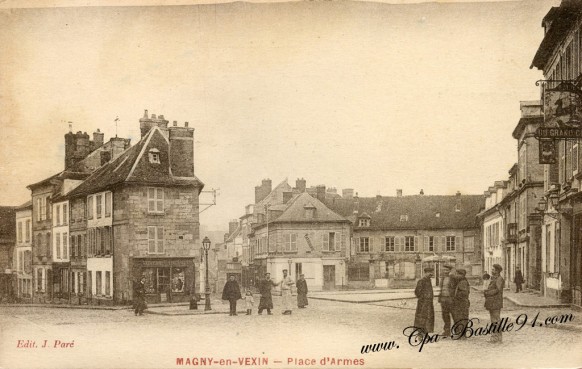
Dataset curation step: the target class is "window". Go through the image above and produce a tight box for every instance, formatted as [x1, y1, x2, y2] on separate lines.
[56, 205, 61, 225]
[63, 204, 68, 224]
[348, 263, 370, 281]
[359, 237, 370, 253]
[37, 196, 47, 221]
[148, 226, 164, 254]
[172, 269, 185, 293]
[105, 192, 112, 217]
[17, 222, 22, 243]
[446, 236, 456, 251]
[284, 234, 297, 252]
[149, 148, 161, 164]
[574, 143, 579, 175]
[464, 237, 474, 251]
[148, 188, 164, 213]
[104, 227, 111, 254]
[404, 236, 415, 252]
[384, 236, 395, 252]
[87, 271, 92, 295]
[71, 235, 76, 257]
[56, 233, 61, 259]
[25, 220, 30, 242]
[428, 236, 435, 252]
[63, 232, 68, 259]
[96, 194, 102, 219]
[322, 232, 336, 251]
[358, 218, 370, 227]
[105, 271, 111, 296]
[87, 196, 94, 220]
[78, 235, 83, 256]
[400, 215, 409, 222]
[96, 271, 102, 295]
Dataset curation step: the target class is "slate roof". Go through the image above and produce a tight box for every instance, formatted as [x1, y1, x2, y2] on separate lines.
[66, 127, 204, 198]
[269, 192, 349, 224]
[16, 200, 32, 210]
[324, 194, 484, 230]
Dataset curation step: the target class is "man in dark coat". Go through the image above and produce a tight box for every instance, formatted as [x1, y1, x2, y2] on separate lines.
[438, 264, 455, 336]
[451, 268, 470, 339]
[484, 264, 505, 343]
[222, 276, 242, 316]
[414, 267, 435, 337]
[133, 276, 147, 316]
[258, 273, 277, 315]
[296, 274, 308, 308]
[514, 266, 524, 293]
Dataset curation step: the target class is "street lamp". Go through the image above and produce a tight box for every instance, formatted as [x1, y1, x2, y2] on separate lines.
[202, 236, 212, 311]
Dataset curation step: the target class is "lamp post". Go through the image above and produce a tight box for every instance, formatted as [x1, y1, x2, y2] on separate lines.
[202, 236, 212, 311]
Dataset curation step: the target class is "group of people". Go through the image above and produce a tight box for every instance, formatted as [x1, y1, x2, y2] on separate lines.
[222, 270, 309, 316]
[414, 263, 505, 343]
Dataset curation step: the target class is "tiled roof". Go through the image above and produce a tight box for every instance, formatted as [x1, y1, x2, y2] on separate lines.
[16, 200, 32, 210]
[270, 193, 349, 224]
[66, 127, 203, 198]
[324, 194, 484, 230]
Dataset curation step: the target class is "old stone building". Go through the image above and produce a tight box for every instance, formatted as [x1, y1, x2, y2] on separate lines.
[0, 206, 16, 300]
[14, 201, 32, 301]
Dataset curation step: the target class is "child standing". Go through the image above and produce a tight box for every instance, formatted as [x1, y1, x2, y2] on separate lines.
[244, 290, 254, 315]
[482, 273, 491, 292]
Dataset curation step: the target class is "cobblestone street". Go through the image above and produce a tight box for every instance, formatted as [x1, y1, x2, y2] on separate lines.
[1, 291, 581, 368]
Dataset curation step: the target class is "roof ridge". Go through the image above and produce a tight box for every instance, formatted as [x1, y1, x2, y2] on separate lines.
[126, 127, 164, 181]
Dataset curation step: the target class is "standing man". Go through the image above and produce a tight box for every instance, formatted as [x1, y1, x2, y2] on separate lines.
[414, 267, 435, 338]
[258, 273, 277, 315]
[438, 264, 455, 336]
[221, 275, 242, 316]
[280, 269, 295, 315]
[484, 264, 505, 343]
[296, 274, 308, 308]
[133, 276, 147, 316]
[514, 266, 524, 293]
[451, 268, 470, 339]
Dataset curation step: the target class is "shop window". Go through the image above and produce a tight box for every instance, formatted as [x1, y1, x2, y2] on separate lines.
[348, 263, 370, 281]
[143, 267, 171, 294]
[172, 268, 185, 293]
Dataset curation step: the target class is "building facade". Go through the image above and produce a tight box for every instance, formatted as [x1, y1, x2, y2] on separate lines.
[14, 202, 32, 300]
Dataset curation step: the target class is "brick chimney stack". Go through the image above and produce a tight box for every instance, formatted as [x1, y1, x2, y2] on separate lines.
[168, 122, 195, 177]
[140, 109, 169, 138]
[397, 189, 403, 197]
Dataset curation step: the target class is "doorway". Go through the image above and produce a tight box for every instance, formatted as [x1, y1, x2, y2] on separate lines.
[323, 265, 335, 290]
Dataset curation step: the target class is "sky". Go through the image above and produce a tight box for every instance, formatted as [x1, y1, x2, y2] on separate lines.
[0, 0, 560, 231]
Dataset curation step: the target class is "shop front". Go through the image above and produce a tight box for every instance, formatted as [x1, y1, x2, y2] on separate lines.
[131, 257, 195, 304]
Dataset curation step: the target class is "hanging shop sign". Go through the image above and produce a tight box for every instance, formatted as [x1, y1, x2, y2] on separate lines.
[543, 81, 582, 130]
[538, 139, 557, 164]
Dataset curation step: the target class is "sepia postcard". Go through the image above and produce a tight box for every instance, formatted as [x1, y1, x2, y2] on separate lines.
[1, 0, 582, 368]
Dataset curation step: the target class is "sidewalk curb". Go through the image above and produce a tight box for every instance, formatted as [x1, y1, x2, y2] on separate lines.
[308, 296, 417, 304]
[146, 309, 248, 316]
[503, 295, 570, 309]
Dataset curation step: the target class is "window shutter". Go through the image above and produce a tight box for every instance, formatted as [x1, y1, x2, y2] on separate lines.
[455, 236, 461, 252]
[292, 234, 297, 251]
[368, 237, 373, 252]
[354, 237, 359, 252]
[148, 188, 155, 212]
[148, 227, 156, 253]
[424, 236, 429, 251]
[157, 189, 164, 212]
[322, 233, 329, 251]
[157, 227, 164, 252]
[340, 233, 345, 251]
[414, 236, 419, 252]
[276, 233, 282, 253]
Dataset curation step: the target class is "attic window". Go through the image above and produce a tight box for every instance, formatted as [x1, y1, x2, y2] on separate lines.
[304, 204, 316, 219]
[358, 219, 370, 227]
[400, 215, 409, 222]
[436, 212, 441, 218]
[455, 204, 461, 212]
[148, 148, 160, 164]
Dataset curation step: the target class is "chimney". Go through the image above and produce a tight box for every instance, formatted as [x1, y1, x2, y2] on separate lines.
[262, 179, 272, 194]
[283, 191, 293, 204]
[353, 192, 359, 215]
[110, 137, 131, 161]
[420, 189, 424, 195]
[316, 185, 326, 202]
[455, 191, 461, 211]
[255, 179, 272, 204]
[295, 178, 306, 193]
[397, 189, 403, 197]
[228, 220, 238, 236]
[64, 131, 92, 170]
[342, 188, 354, 199]
[93, 129, 104, 149]
[168, 123, 195, 177]
[327, 187, 337, 194]
[139, 110, 169, 138]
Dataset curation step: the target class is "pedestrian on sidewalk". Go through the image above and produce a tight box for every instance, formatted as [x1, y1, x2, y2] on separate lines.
[258, 273, 277, 315]
[414, 267, 435, 339]
[280, 269, 295, 315]
[222, 276, 242, 316]
[438, 264, 456, 336]
[514, 266, 524, 293]
[451, 268, 470, 339]
[296, 274, 308, 308]
[133, 276, 147, 316]
[244, 289, 254, 315]
[484, 264, 505, 343]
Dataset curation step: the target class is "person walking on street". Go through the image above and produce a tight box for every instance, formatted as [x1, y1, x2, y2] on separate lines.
[133, 276, 147, 316]
[514, 266, 524, 293]
[280, 269, 295, 315]
[258, 273, 277, 315]
[438, 265, 456, 336]
[296, 274, 308, 308]
[222, 275, 242, 316]
[414, 267, 435, 338]
[451, 268, 470, 339]
[484, 264, 505, 343]
[244, 289, 254, 315]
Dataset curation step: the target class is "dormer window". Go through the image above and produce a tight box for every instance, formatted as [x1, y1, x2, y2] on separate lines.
[148, 148, 160, 164]
[358, 218, 370, 227]
[304, 204, 316, 219]
[400, 215, 409, 222]
[436, 212, 441, 218]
